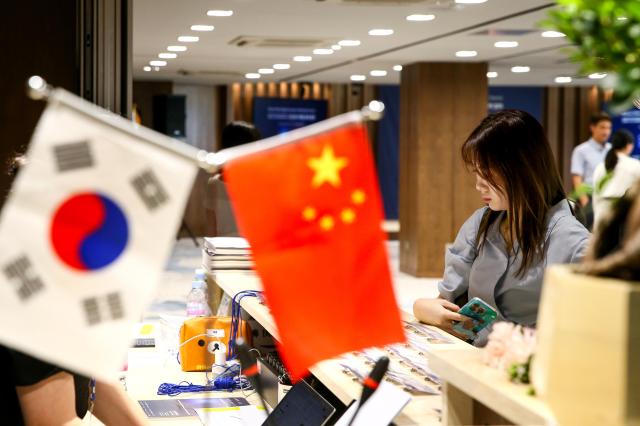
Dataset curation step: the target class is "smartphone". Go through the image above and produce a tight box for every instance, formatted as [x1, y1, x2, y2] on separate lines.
[452, 297, 498, 340]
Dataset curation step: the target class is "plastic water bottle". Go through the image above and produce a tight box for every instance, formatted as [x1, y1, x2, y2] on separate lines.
[193, 268, 210, 312]
[186, 281, 208, 317]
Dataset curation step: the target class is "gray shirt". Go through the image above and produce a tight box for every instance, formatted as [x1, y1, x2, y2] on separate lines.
[438, 200, 590, 331]
[571, 138, 611, 185]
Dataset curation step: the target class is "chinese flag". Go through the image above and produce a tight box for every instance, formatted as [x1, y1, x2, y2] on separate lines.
[224, 118, 405, 377]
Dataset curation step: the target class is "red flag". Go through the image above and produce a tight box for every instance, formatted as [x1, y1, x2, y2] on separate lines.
[223, 115, 405, 377]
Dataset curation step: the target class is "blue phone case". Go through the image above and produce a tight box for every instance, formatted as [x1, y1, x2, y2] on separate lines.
[452, 297, 498, 339]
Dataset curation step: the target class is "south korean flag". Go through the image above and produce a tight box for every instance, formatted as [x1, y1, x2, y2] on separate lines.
[0, 89, 198, 380]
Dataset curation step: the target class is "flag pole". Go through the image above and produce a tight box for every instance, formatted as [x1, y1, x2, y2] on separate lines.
[27, 76, 384, 175]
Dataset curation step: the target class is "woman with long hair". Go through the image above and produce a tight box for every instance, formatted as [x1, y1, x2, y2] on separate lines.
[592, 129, 640, 228]
[413, 110, 590, 345]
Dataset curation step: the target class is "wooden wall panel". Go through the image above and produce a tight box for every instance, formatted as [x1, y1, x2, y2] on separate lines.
[399, 62, 487, 277]
[229, 82, 371, 122]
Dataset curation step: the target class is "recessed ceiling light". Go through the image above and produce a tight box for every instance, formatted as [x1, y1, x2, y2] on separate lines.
[167, 45, 187, 52]
[258, 68, 274, 74]
[370, 70, 387, 77]
[313, 48, 334, 55]
[455, 0, 488, 3]
[178, 36, 199, 42]
[245, 73, 260, 79]
[158, 53, 177, 59]
[143, 66, 151, 72]
[273, 63, 290, 70]
[589, 72, 607, 79]
[393, 65, 403, 71]
[293, 56, 312, 62]
[456, 50, 478, 57]
[511, 66, 530, 73]
[555, 76, 572, 83]
[207, 10, 233, 17]
[406, 14, 435, 22]
[350, 75, 366, 81]
[368, 29, 394, 36]
[487, 71, 498, 78]
[191, 25, 214, 32]
[149, 60, 167, 67]
[541, 30, 566, 38]
[332, 44, 342, 50]
[338, 40, 361, 47]
[494, 41, 519, 48]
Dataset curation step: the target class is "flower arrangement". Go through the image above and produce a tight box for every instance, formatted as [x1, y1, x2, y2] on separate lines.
[482, 322, 536, 392]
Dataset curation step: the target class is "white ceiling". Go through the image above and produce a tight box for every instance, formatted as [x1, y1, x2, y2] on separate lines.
[133, 0, 596, 86]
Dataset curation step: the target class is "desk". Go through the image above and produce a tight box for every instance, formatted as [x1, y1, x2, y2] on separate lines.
[125, 348, 261, 424]
[429, 349, 555, 425]
[211, 270, 469, 426]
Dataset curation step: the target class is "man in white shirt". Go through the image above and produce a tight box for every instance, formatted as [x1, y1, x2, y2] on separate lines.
[571, 113, 612, 229]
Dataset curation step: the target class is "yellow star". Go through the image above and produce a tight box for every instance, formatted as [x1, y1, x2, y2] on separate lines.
[351, 189, 366, 205]
[319, 215, 335, 231]
[307, 145, 348, 188]
[302, 207, 317, 221]
[341, 208, 356, 224]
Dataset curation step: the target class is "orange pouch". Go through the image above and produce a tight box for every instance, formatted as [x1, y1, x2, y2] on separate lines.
[179, 316, 250, 372]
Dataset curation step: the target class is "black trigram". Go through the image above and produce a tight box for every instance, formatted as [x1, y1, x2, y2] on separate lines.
[53, 141, 94, 172]
[82, 292, 125, 326]
[3, 255, 44, 301]
[131, 169, 169, 211]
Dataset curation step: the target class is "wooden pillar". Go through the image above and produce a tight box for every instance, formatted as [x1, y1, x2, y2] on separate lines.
[399, 62, 487, 277]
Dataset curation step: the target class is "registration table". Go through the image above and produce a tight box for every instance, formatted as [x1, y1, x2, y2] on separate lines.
[211, 270, 556, 426]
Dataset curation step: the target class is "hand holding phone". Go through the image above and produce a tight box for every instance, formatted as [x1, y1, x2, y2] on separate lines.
[452, 297, 497, 340]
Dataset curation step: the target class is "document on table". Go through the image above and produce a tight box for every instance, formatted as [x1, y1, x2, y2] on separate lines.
[195, 405, 267, 426]
[333, 381, 411, 426]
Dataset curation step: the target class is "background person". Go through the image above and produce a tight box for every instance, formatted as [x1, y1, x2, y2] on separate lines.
[413, 110, 590, 345]
[592, 129, 640, 228]
[571, 113, 612, 230]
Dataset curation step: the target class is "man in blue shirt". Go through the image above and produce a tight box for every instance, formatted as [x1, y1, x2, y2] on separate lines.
[571, 113, 612, 229]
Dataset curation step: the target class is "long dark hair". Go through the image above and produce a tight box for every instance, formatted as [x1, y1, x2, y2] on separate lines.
[604, 129, 633, 172]
[461, 110, 565, 277]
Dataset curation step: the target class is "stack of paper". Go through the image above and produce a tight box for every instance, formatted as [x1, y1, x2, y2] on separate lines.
[202, 237, 253, 271]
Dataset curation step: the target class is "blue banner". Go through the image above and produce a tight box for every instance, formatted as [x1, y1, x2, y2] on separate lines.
[253, 98, 328, 138]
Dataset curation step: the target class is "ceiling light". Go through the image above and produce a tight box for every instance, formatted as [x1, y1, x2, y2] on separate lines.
[368, 29, 394, 36]
[273, 63, 290, 70]
[191, 25, 214, 31]
[589, 72, 607, 79]
[338, 40, 361, 47]
[293, 56, 312, 62]
[456, 50, 478, 57]
[178, 36, 199, 42]
[555, 76, 572, 83]
[143, 66, 151, 72]
[541, 30, 566, 38]
[494, 41, 518, 48]
[332, 44, 342, 50]
[245, 73, 260, 79]
[370, 70, 387, 77]
[149, 60, 167, 66]
[258, 68, 274, 74]
[511, 66, 530, 73]
[406, 14, 435, 22]
[158, 53, 177, 59]
[350, 75, 366, 81]
[167, 45, 187, 52]
[455, 0, 488, 3]
[313, 48, 334, 55]
[487, 71, 498, 78]
[393, 65, 403, 71]
[207, 10, 233, 17]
